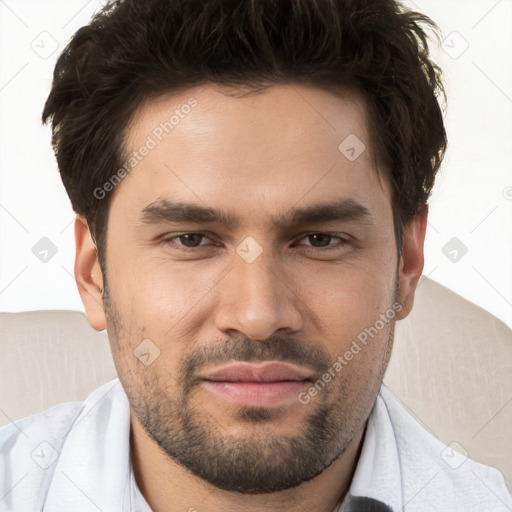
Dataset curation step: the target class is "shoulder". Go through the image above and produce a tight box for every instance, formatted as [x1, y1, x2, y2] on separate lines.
[378, 385, 512, 511]
[0, 379, 123, 511]
[0, 399, 83, 510]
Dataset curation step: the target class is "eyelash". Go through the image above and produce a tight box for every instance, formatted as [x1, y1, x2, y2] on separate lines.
[161, 232, 351, 252]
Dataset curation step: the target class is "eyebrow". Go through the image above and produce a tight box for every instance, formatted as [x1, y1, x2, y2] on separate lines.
[284, 199, 373, 228]
[140, 200, 239, 227]
[139, 198, 373, 229]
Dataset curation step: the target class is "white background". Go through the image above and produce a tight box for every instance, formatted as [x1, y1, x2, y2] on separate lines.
[0, 0, 511, 328]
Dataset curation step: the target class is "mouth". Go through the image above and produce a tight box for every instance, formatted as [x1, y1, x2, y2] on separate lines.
[199, 361, 314, 407]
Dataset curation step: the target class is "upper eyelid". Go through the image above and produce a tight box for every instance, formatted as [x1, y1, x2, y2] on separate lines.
[162, 231, 348, 238]
[295, 231, 350, 240]
[162, 232, 213, 240]
[295, 234, 350, 246]
[299, 233, 348, 239]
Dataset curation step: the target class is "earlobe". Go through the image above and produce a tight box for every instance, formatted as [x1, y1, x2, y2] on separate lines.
[395, 207, 428, 320]
[74, 215, 107, 331]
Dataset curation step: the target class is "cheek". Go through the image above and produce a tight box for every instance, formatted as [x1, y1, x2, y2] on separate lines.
[107, 247, 223, 352]
[291, 250, 397, 338]
[138, 258, 225, 312]
[302, 265, 396, 405]
[109, 236, 194, 307]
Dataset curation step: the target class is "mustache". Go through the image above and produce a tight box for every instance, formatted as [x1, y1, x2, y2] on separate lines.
[181, 335, 330, 384]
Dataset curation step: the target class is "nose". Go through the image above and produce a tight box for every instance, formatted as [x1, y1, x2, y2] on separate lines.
[213, 251, 303, 340]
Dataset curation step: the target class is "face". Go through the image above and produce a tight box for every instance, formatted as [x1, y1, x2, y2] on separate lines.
[78, 84, 421, 494]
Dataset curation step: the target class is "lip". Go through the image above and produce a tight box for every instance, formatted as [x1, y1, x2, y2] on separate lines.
[199, 361, 314, 407]
[200, 361, 315, 382]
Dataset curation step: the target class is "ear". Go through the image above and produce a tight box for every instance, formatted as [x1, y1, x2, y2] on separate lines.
[74, 216, 107, 331]
[395, 207, 428, 320]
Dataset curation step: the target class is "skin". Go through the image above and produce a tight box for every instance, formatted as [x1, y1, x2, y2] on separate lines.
[75, 84, 427, 512]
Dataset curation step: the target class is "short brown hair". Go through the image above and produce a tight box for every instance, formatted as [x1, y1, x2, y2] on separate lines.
[42, 0, 447, 263]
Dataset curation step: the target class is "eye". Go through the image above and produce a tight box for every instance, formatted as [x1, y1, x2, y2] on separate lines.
[167, 233, 213, 248]
[297, 233, 348, 248]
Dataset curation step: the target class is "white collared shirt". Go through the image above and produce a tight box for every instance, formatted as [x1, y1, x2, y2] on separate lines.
[1, 379, 510, 511]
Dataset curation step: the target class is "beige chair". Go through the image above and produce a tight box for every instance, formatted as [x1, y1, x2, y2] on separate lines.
[1, 277, 511, 487]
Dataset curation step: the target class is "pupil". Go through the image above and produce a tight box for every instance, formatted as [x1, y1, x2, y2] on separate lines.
[180, 234, 202, 247]
[310, 234, 331, 247]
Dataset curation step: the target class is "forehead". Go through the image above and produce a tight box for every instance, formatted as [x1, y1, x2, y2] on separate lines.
[116, 83, 391, 223]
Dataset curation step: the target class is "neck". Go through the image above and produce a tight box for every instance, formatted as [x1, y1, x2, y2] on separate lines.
[130, 412, 365, 512]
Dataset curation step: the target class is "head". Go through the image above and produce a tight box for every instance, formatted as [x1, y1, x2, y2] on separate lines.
[43, 0, 446, 494]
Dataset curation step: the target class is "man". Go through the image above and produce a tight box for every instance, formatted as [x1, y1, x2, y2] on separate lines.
[0, 0, 510, 510]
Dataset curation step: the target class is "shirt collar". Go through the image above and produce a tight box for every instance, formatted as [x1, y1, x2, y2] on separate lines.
[338, 386, 403, 511]
[43, 380, 131, 511]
